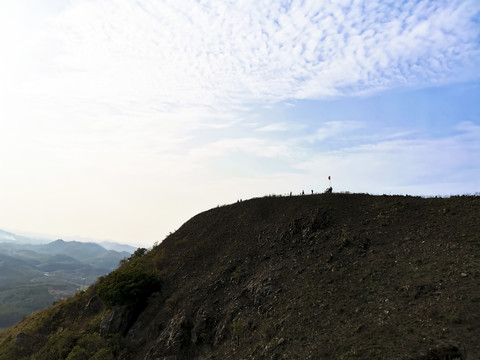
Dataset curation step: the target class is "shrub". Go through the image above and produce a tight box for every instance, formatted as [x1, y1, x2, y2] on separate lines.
[97, 265, 161, 308]
[90, 348, 115, 360]
[33, 328, 78, 360]
[231, 320, 245, 345]
[65, 345, 88, 360]
[98, 246, 161, 308]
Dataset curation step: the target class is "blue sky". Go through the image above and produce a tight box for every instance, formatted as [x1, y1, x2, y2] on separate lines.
[0, 0, 479, 246]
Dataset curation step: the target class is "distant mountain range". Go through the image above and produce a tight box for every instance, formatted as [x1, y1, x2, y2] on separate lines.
[99, 241, 139, 253]
[0, 229, 137, 252]
[0, 230, 137, 329]
[0, 229, 48, 244]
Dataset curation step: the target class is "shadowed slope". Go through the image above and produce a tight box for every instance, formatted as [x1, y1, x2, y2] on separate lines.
[0, 194, 478, 359]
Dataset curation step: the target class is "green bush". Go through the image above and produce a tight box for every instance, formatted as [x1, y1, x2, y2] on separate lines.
[90, 348, 115, 360]
[65, 345, 88, 360]
[63, 333, 111, 360]
[97, 261, 161, 308]
[33, 328, 78, 360]
[76, 333, 105, 355]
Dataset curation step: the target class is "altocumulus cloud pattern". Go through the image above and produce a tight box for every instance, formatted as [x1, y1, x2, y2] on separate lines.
[56, 0, 480, 106]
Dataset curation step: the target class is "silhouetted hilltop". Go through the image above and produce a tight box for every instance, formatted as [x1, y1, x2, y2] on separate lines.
[0, 193, 478, 359]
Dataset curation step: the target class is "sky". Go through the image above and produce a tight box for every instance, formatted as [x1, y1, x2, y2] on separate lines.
[0, 0, 479, 247]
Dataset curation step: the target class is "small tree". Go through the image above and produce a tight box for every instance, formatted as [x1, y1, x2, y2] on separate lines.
[97, 266, 161, 308]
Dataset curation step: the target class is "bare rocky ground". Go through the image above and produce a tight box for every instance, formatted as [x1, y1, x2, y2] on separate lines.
[0, 193, 479, 359]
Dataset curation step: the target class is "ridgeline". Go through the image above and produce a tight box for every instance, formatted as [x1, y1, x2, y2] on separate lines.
[0, 193, 479, 359]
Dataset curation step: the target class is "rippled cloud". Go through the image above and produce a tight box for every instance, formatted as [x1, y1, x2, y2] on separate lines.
[47, 0, 480, 108]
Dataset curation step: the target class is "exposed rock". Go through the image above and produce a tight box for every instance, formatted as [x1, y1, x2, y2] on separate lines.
[145, 312, 190, 359]
[246, 277, 280, 308]
[191, 308, 215, 346]
[410, 343, 464, 360]
[213, 314, 232, 347]
[100, 306, 137, 337]
[84, 295, 102, 315]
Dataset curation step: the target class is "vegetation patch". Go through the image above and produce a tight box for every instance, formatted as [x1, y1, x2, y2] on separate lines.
[97, 249, 161, 308]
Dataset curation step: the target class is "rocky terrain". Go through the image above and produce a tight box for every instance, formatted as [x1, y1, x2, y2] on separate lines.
[0, 193, 478, 359]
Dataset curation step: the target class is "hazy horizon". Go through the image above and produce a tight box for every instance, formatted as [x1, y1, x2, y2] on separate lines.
[1, 1, 479, 247]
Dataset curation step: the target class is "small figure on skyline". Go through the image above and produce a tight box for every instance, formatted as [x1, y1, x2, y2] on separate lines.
[326, 175, 333, 193]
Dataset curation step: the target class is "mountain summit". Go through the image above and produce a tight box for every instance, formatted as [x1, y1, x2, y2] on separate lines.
[0, 193, 478, 359]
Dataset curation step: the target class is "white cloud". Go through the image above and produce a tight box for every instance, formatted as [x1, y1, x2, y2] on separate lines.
[2, 1, 478, 137]
[256, 122, 290, 132]
[304, 121, 363, 143]
[8, 0, 473, 110]
[188, 137, 292, 160]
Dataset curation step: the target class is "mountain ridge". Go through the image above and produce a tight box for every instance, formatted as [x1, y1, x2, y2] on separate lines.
[0, 193, 478, 359]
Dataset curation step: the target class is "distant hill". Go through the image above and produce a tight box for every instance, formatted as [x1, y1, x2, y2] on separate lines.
[0, 238, 133, 329]
[41, 239, 104, 256]
[0, 194, 478, 359]
[0, 230, 46, 244]
[0, 253, 42, 284]
[100, 241, 137, 253]
[35, 254, 91, 272]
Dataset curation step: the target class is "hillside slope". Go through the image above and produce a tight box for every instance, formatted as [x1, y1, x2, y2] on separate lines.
[0, 194, 479, 359]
